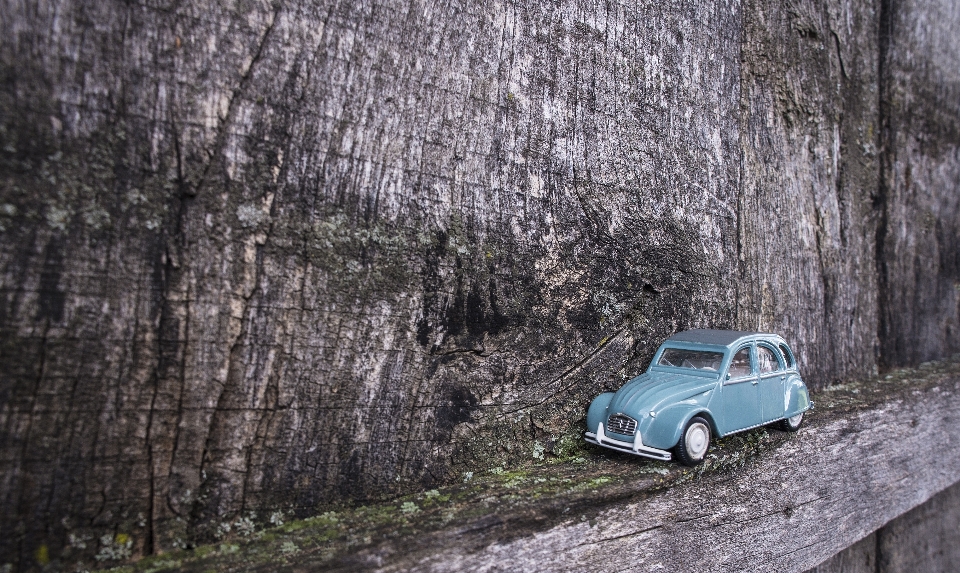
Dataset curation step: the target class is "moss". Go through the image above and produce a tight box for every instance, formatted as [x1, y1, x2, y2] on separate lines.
[141, 558, 182, 573]
[192, 546, 215, 559]
[34, 545, 49, 566]
[278, 521, 307, 534]
[298, 213, 421, 296]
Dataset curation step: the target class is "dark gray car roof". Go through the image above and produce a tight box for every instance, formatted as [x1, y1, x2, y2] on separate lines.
[666, 329, 775, 347]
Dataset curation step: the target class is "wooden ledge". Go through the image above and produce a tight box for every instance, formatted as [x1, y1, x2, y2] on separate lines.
[353, 362, 960, 572]
[116, 360, 960, 573]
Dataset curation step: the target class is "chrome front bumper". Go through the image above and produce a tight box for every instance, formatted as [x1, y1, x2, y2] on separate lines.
[584, 423, 672, 461]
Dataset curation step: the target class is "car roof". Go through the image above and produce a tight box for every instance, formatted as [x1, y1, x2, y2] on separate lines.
[665, 329, 781, 348]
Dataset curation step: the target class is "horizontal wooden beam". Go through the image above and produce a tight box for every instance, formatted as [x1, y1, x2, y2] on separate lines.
[118, 361, 960, 572]
[332, 362, 960, 572]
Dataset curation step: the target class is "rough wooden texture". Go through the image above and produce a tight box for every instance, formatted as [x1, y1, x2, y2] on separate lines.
[878, 0, 960, 366]
[331, 368, 960, 572]
[806, 479, 960, 573]
[1, 0, 959, 569]
[876, 477, 960, 573]
[50, 360, 960, 573]
[806, 533, 877, 573]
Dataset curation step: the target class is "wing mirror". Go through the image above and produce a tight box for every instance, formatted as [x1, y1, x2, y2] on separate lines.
[725, 373, 731, 380]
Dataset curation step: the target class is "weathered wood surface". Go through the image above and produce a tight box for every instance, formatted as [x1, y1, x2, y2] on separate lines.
[317, 366, 960, 572]
[805, 479, 960, 573]
[1, 0, 959, 568]
[807, 533, 877, 573]
[84, 361, 960, 573]
[875, 476, 960, 573]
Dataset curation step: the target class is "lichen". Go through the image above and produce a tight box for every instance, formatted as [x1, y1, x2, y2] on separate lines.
[95, 534, 133, 563]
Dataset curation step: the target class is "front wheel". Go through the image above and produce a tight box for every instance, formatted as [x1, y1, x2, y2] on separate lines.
[778, 412, 804, 432]
[675, 416, 711, 466]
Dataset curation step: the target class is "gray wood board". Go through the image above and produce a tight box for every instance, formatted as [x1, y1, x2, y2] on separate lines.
[346, 370, 960, 572]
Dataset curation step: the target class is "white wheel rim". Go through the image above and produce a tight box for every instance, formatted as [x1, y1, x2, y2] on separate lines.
[788, 413, 803, 427]
[685, 422, 710, 460]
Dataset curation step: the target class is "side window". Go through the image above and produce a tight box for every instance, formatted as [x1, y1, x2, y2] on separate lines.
[779, 344, 795, 368]
[728, 347, 753, 379]
[757, 346, 779, 374]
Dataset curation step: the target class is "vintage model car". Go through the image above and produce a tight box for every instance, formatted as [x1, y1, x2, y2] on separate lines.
[585, 329, 812, 466]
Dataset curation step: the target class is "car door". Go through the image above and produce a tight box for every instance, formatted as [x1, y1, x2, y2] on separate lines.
[720, 345, 762, 434]
[757, 344, 786, 423]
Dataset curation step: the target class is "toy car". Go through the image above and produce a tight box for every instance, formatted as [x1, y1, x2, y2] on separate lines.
[585, 329, 813, 466]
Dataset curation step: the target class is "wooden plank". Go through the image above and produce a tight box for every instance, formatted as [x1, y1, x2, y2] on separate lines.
[324, 364, 960, 572]
[806, 533, 877, 573]
[806, 479, 960, 572]
[111, 362, 960, 573]
[876, 479, 960, 572]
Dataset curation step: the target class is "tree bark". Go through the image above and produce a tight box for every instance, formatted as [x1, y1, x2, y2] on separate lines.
[0, 0, 958, 568]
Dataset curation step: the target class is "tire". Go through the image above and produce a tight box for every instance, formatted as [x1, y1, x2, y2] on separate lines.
[675, 416, 711, 466]
[778, 412, 804, 432]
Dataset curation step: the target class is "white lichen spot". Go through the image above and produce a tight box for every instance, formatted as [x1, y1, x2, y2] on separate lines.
[94, 534, 132, 562]
[279, 541, 299, 555]
[46, 206, 71, 231]
[126, 189, 147, 206]
[400, 501, 420, 515]
[67, 533, 89, 549]
[0, 204, 16, 216]
[268, 510, 285, 527]
[234, 515, 256, 536]
[532, 441, 545, 460]
[237, 203, 267, 228]
[215, 521, 232, 539]
[83, 207, 110, 230]
[462, 472, 474, 482]
[424, 489, 440, 499]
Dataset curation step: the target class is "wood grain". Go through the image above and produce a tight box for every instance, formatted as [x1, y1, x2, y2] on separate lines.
[0, 0, 958, 567]
[313, 367, 960, 573]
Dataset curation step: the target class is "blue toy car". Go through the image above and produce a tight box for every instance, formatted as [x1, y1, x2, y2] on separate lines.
[585, 329, 813, 466]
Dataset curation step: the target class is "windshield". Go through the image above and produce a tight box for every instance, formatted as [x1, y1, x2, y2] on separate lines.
[657, 348, 724, 371]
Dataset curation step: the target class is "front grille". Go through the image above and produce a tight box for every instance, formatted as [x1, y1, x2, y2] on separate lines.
[607, 413, 637, 436]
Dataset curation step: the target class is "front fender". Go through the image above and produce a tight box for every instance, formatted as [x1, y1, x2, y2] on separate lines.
[643, 403, 716, 451]
[586, 392, 615, 432]
[784, 376, 811, 416]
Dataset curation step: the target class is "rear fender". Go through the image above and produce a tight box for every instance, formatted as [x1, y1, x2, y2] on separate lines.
[784, 377, 811, 417]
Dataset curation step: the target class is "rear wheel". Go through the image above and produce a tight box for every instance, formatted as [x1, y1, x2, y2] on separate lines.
[675, 416, 711, 466]
[778, 412, 804, 432]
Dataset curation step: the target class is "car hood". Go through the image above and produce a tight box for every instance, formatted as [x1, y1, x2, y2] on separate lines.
[607, 371, 717, 416]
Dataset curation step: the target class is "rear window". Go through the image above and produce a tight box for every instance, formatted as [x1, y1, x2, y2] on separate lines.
[779, 344, 795, 368]
[657, 348, 724, 371]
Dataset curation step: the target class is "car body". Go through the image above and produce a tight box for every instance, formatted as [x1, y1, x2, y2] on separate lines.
[584, 329, 813, 465]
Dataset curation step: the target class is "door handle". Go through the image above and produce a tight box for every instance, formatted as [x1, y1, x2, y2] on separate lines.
[751, 379, 758, 385]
